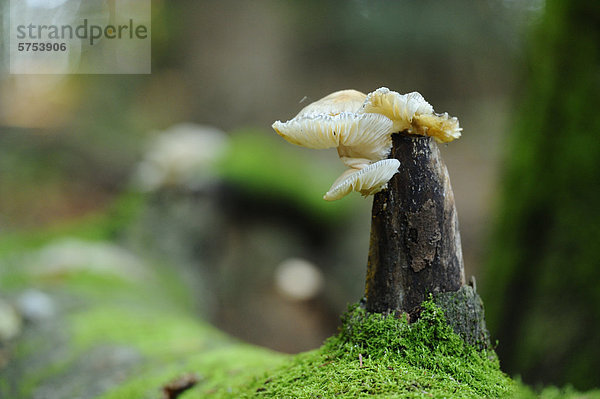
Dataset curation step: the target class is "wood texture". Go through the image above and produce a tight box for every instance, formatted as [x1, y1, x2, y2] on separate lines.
[365, 132, 465, 315]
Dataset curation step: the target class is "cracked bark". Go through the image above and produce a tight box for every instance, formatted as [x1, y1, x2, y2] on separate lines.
[365, 131, 465, 314]
[364, 132, 489, 347]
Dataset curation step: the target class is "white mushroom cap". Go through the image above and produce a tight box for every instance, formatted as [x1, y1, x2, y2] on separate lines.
[323, 159, 400, 201]
[360, 88, 433, 131]
[359, 87, 461, 143]
[296, 89, 367, 117]
[412, 113, 462, 143]
[272, 87, 462, 201]
[133, 123, 229, 191]
[272, 112, 393, 159]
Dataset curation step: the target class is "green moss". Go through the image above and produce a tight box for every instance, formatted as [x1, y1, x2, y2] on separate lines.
[224, 301, 516, 398]
[84, 300, 520, 398]
[71, 305, 225, 358]
[100, 344, 286, 399]
[4, 204, 599, 398]
[213, 302, 600, 399]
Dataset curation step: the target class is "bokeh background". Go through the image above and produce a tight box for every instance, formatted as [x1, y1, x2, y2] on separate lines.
[1, 0, 599, 392]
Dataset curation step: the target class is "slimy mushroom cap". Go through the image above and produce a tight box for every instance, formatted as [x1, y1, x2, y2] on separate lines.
[272, 112, 393, 159]
[412, 112, 462, 143]
[360, 87, 461, 143]
[360, 88, 433, 131]
[296, 89, 367, 117]
[272, 86, 462, 201]
[323, 159, 400, 201]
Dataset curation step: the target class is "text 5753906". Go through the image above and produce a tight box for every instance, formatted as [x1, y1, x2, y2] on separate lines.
[17, 42, 67, 51]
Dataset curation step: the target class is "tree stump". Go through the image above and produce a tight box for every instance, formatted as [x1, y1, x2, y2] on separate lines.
[364, 132, 489, 348]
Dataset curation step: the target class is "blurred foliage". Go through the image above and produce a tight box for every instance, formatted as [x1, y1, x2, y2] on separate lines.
[0, 0, 534, 238]
[3, 0, 598, 392]
[483, 0, 600, 390]
[0, 192, 144, 256]
[2, 205, 600, 398]
[0, 232, 285, 399]
[218, 129, 360, 221]
[2, 237, 580, 399]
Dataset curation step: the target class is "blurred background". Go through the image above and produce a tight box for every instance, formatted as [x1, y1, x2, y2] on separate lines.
[1, 0, 598, 392]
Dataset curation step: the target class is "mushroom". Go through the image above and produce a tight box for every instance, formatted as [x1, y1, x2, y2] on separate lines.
[323, 159, 401, 201]
[359, 87, 461, 143]
[291, 89, 367, 117]
[272, 87, 461, 200]
[273, 90, 398, 201]
[273, 112, 394, 160]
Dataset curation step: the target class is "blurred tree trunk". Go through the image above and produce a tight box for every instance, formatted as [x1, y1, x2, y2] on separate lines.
[482, 0, 600, 390]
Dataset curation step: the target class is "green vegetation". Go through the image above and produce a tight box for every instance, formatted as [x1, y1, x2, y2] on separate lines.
[0, 191, 144, 256]
[1, 176, 599, 398]
[0, 232, 286, 399]
[224, 301, 599, 398]
[482, 0, 600, 389]
[2, 228, 600, 397]
[233, 301, 517, 398]
[219, 129, 361, 221]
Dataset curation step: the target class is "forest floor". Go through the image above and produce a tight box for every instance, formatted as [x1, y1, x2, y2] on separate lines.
[1, 202, 599, 399]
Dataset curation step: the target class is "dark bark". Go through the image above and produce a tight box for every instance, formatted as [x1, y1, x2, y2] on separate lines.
[433, 284, 491, 350]
[365, 132, 465, 315]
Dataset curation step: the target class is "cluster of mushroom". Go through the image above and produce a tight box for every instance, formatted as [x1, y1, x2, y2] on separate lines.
[272, 87, 461, 201]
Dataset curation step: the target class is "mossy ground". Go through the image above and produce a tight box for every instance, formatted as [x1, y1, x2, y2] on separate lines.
[2, 200, 600, 398]
[0, 234, 287, 399]
[3, 255, 600, 399]
[224, 303, 600, 399]
[231, 302, 516, 398]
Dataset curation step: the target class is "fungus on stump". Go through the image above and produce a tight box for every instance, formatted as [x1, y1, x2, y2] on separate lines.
[273, 87, 490, 349]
